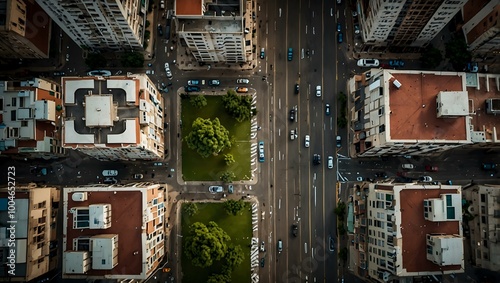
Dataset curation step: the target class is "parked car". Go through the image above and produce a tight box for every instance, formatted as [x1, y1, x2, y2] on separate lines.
[53, 72, 65, 76]
[236, 87, 248, 93]
[146, 70, 155, 75]
[337, 23, 342, 32]
[207, 79, 220, 86]
[337, 32, 343, 43]
[304, 135, 310, 148]
[336, 135, 341, 148]
[467, 62, 479, 73]
[313, 154, 321, 165]
[133, 174, 144, 179]
[325, 103, 331, 115]
[290, 129, 298, 140]
[357, 59, 380, 67]
[389, 60, 405, 67]
[258, 141, 265, 162]
[316, 85, 321, 97]
[420, 176, 433, 182]
[482, 163, 496, 170]
[328, 156, 333, 169]
[294, 83, 299, 94]
[228, 184, 234, 194]
[208, 186, 224, 193]
[329, 236, 335, 252]
[102, 170, 118, 176]
[277, 240, 283, 253]
[425, 165, 438, 172]
[157, 24, 163, 36]
[401, 164, 414, 170]
[260, 241, 265, 252]
[164, 63, 172, 79]
[153, 162, 163, 166]
[260, 48, 265, 59]
[292, 224, 298, 237]
[237, 78, 250, 84]
[184, 86, 200, 92]
[375, 172, 388, 178]
[260, 258, 265, 267]
[287, 47, 293, 61]
[87, 70, 111, 76]
[354, 24, 360, 34]
[187, 79, 200, 86]
[289, 108, 295, 121]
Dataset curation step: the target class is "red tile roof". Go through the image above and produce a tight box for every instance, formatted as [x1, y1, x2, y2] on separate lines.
[176, 0, 203, 16]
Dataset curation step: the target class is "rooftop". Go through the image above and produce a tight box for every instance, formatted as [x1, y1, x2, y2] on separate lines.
[177, 18, 242, 33]
[175, 0, 241, 17]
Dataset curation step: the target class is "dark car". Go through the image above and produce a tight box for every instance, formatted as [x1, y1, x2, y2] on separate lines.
[207, 79, 220, 86]
[294, 83, 299, 94]
[157, 24, 163, 36]
[260, 258, 265, 267]
[389, 60, 405, 67]
[425, 165, 438, 172]
[260, 48, 265, 59]
[313, 154, 321, 165]
[375, 172, 388, 178]
[482, 163, 496, 170]
[337, 23, 341, 32]
[289, 109, 295, 121]
[292, 224, 298, 237]
[325, 104, 331, 115]
[336, 135, 341, 148]
[337, 32, 343, 43]
[184, 86, 201, 92]
[287, 48, 293, 61]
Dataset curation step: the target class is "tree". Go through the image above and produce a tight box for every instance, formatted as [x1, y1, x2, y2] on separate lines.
[183, 202, 198, 216]
[334, 201, 346, 218]
[224, 153, 235, 165]
[420, 45, 443, 69]
[185, 117, 231, 158]
[184, 221, 231, 268]
[207, 273, 231, 283]
[190, 95, 207, 109]
[338, 247, 348, 264]
[222, 89, 253, 122]
[85, 53, 107, 70]
[121, 52, 144, 68]
[223, 245, 244, 270]
[445, 36, 471, 71]
[223, 199, 245, 216]
[220, 171, 235, 183]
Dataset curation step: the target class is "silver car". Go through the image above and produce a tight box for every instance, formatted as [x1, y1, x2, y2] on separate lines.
[316, 85, 321, 97]
[237, 78, 250, 84]
[304, 135, 310, 148]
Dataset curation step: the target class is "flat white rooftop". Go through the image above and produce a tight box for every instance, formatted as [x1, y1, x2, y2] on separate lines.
[85, 95, 114, 127]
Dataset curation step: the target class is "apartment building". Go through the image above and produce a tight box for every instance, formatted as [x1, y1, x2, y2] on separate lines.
[36, 0, 146, 51]
[0, 0, 51, 59]
[356, 0, 466, 52]
[348, 69, 500, 157]
[61, 74, 165, 161]
[461, 0, 500, 64]
[0, 78, 66, 159]
[463, 184, 500, 272]
[174, 0, 253, 63]
[351, 182, 464, 282]
[62, 183, 168, 280]
[0, 184, 59, 282]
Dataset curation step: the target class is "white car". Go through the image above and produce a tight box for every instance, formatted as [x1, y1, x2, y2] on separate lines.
[357, 59, 380, 67]
[304, 135, 310, 148]
[237, 78, 250, 84]
[328, 156, 333, 169]
[209, 186, 224, 193]
[421, 176, 433, 182]
[316, 85, 321, 97]
[102, 170, 118, 176]
[164, 62, 169, 71]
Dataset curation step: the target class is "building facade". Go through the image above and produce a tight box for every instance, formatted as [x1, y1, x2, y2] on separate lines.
[0, 185, 59, 282]
[348, 69, 500, 157]
[174, 0, 253, 64]
[61, 74, 165, 161]
[0, 0, 51, 59]
[359, 183, 464, 282]
[356, 0, 467, 52]
[36, 0, 146, 51]
[463, 184, 500, 272]
[62, 183, 168, 280]
[0, 78, 66, 159]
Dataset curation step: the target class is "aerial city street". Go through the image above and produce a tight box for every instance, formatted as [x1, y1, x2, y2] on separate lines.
[0, 0, 499, 283]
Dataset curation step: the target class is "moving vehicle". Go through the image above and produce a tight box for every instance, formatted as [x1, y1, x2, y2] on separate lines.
[287, 48, 293, 61]
[337, 23, 341, 32]
[260, 48, 265, 59]
[357, 59, 380, 67]
[402, 164, 414, 170]
[277, 240, 283, 253]
[336, 135, 341, 148]
[337, 32, 343, 43]
[164, 63, 172, 79]
[290, 129, 297, 140]
[184, 86, 200, 92]
[354, 24, 360, 34]
[258, 141, 265, 162]
[420, 176, 433, 182]
[316, 85, 321, 97]
[157, 24, 163, 36]
[207, 79, 220, 86]
[260, 258, 265, 267]
[328, 156, 333, 169]
[289, 108, 295, 121]
[146, 70, 154, 75]
[425, 165, 438, 172]
[304, 135, 310, 148]
[292, 224, 298, 237]
[325, 103, 331, 115]
[482, 163, 496, 170]
[329, 236, 335, 252]
[237, 78, 250, 84]
[260, 241, 265, 252]
[102, 170, 118, 176]
[208, 186, 224, 193]
[236, 87, 248, 93]
[153, 162, 163, 166]
[133, 174, 144, 179]
[294, 83, 299, 94]
[313, 154, 321, 165]
[375, 172, 388, 178]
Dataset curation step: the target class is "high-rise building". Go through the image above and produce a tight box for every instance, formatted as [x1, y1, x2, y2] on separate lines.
[36, 0, 147, 51]
[461, 0, 500, 64]
[348, 69, 500, 157]
[0, 78, 66, 159]
[356, 0, 467, 52]
[62, 183, 168, 280]
[463, 184, 500, 272]
[351, 182, 464, 282]
[0, 0, 51, 59]
[61, 74, 165, 161]
[174, 0, 254, 63]
[0, 184, 59, 282]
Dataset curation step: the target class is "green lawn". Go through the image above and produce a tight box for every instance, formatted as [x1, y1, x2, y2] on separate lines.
[181, 202, 252, 283]
[181, 95, 251, 181]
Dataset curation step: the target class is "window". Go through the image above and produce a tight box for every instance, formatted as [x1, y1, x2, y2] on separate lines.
[12, 97, 16, 106]
[481, 194, 486, 202]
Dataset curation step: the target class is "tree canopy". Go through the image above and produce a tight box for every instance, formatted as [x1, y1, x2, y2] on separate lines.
[190, 95, 207, 109]
[182, 202, 198, 216]
[445, 36, 471, 71]
[207, 273, 231, 283]
[222, 89, 254, 122]
[85, 53, 107, 70]
[121, 52, 144, 68]
[224, 245, 245, 270]
[185, 117, 231, 158]
[223, 199, 245, 216]
[420, 45, 443, 69]
[220, 171, 236, 183]
[184, 221, 231, 268]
